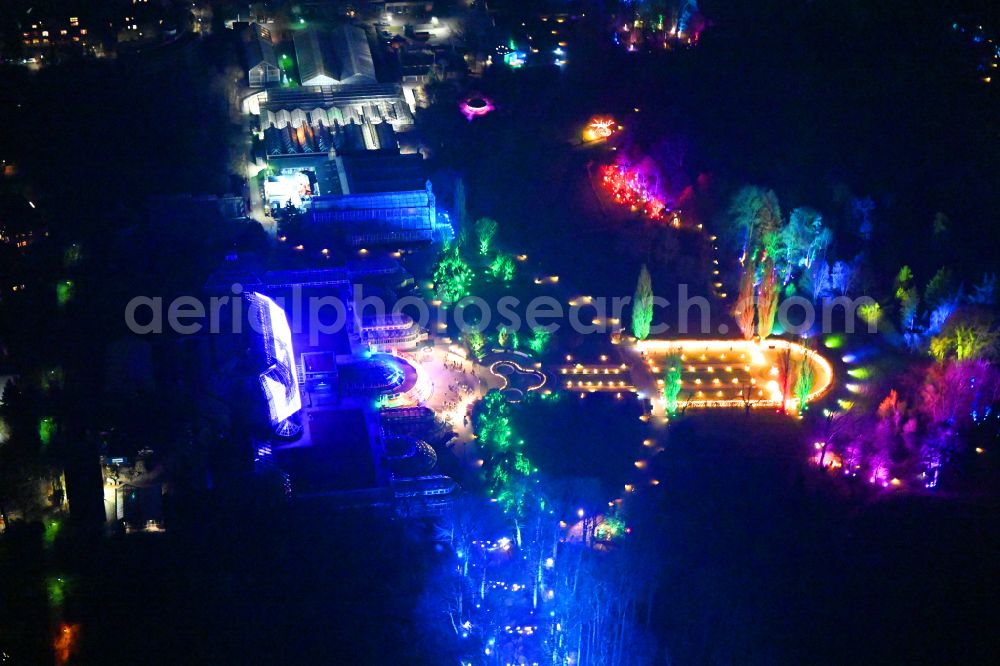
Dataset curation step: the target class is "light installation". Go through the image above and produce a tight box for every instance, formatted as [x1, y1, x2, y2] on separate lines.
[504, 50, 526, 68]
[583, 117, 617, 142]
[248, 292, 302, 425]
[600, 164, 671, 221]
[498, 40, 526, 68]
[459, 95, 495, 121]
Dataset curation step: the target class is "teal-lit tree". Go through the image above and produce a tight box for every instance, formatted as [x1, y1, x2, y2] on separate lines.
[777, 207, 830, 283]
[663, 353, 682, 414]
[475, 217, 498, 257]
[728, 186, 782, 264]
[632, 264, 654, 340]
[433, 241, 473, 303]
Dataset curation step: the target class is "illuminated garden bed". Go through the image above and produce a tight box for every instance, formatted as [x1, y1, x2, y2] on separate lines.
[634, 339, 834, 411]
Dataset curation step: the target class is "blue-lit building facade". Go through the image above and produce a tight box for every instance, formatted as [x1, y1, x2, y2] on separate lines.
[204, 260, 453, 514]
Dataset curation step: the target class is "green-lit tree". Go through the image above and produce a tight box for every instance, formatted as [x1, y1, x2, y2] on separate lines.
[858, 301, 883, 328]
[466, 329, 486, 359]
[925, 267, 956, 311]
[489, 252, 516, 282]
[929, 308, 999, 362]
[663, 354, 683, 415]
[476, 390, 512, 451]
[895, 265, 919, 331]
[756, 260, 779, 339]
[632, 264, 654, 340]
[794, 353, 814, 414]
[527, 327, 552, 355]
[475, 217, 498, 257]
[433, 241, 474, 303]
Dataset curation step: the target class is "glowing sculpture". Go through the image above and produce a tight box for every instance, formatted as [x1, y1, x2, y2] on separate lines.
[459, 95, 495, 121]
[248, 293, 302, 425]
[583, 117, 617, 142]
[504, 51, 526, 68]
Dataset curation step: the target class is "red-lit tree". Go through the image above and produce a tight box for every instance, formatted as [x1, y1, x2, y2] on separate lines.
[732, 263, 756, 340]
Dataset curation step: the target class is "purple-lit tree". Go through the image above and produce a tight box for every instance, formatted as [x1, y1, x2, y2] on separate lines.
[917, 359, 1000, 486]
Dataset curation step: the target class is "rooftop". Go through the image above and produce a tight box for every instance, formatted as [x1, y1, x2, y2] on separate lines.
[293, 25, 376, 86]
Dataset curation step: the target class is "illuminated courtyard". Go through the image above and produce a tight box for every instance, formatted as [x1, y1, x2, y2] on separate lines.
[633, 339, 834, 411]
